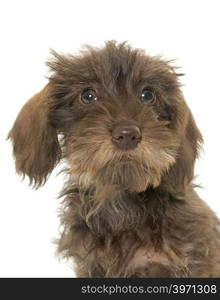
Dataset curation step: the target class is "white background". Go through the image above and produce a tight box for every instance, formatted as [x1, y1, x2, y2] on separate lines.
[0, 0, 220, 277]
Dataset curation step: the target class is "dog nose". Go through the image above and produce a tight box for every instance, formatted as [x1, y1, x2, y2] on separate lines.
[112, 125, 142, 150]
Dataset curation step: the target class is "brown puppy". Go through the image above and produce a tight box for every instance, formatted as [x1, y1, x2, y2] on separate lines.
[8, 41, 220, 277]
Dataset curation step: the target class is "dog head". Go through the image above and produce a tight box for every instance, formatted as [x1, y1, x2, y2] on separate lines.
[8, 41, 202, 193]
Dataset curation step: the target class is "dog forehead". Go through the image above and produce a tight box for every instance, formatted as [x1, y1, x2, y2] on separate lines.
[48, 42, 180, 101]
[76, 45, 177, 92]
[70, 44, 142, 85]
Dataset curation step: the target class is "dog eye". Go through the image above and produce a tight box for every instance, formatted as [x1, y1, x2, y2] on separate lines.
[141, 89, 155, 103]
[81, 89, 98, 104]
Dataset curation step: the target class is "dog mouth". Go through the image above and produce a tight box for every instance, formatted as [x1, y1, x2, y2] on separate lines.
[95, 160, 161, 192]
[94, 141, 177, 192]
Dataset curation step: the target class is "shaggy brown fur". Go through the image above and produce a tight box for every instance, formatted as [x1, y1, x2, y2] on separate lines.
[8, 41, 220, 277]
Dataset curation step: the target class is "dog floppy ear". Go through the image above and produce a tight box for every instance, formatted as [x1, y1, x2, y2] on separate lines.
[8, 85, 61, 187]
[164, 109, 203, 195]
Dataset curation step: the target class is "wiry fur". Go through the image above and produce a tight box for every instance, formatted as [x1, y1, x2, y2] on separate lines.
[8, 41, 220, 277]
